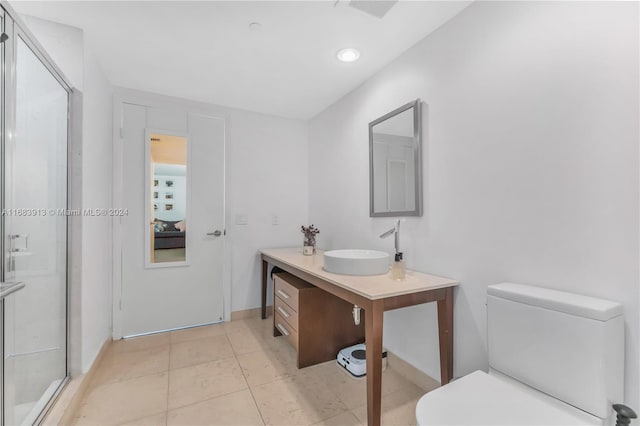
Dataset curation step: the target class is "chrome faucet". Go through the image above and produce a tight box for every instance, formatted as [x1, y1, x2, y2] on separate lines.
[379, 219, 400, 255]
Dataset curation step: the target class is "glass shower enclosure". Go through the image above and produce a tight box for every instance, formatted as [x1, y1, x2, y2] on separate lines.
[0, 5, 71, 425]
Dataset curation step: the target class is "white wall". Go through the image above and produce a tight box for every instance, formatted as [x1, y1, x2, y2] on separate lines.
[79, 42, 113, 372]
[225, 108, 309, 311]
[309, 1, 639, 407]
[20, 15, 83, 90]
[20, 15, 114, 373]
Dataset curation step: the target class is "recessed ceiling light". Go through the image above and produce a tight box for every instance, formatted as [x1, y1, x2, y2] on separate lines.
[336, 48, 360, 63]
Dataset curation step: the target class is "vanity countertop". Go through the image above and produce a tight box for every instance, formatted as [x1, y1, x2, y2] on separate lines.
[260, 247, 458, 300]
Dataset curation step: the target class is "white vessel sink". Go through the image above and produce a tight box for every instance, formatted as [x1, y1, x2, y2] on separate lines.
[323, 249, 390, 276]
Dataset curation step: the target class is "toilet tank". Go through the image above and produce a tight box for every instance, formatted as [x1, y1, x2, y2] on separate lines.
[487, 283, 623, 419]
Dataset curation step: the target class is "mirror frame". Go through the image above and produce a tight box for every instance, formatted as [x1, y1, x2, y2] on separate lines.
[369, 99, 423, 217]
[144, 128, 192, 269]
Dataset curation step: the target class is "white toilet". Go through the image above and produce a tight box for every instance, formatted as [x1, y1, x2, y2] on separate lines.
[416, 283, 624, 426]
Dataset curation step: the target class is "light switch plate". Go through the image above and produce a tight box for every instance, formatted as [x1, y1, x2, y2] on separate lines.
[235, 214, 248, 225]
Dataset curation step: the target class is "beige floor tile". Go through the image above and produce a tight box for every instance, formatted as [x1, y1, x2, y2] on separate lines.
[92, 345, 170, 386]
[75, 372, 168, 425]
[170, 334, 234, 369]
[222, 319, 253, 335]
[307, 362, 414, 411]
[236, 350, 297, 388]
[304, 360, 341, 376]
[261, 336, 299, 364]
[417, 375, 440, 393]
[223, 317, 275, 337]
[381, 368, 417, 396]
[251, 370, 348, 426]
[313, 367, 367, 410]
[167, 389, 264, 426]
[255, 327, 281, 345]
[240, 316, 274, 332]
[170, 323, 226, 344]
[311, 411, 363, 426]
[351, 385, 423, 426]
[387, 355, 441, 393]
[168, 357, 248, 410]
[110, 333, 171, 354]
[227, 327, 266, 355]
[118, 412, 167, 426]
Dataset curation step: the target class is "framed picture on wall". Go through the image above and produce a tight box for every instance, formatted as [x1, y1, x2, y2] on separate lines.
[166, 180, 174, 188]
[165, 204, 174, 211]
[165, 192, 174, 200]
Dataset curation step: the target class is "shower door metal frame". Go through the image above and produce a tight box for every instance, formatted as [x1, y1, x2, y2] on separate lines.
[0, 1, 74, 424]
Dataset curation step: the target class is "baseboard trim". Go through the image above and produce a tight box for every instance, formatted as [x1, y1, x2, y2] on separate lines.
[231, 305, 273, 321]
[386, 350, 440, 393]
[42, 337, 112, 425]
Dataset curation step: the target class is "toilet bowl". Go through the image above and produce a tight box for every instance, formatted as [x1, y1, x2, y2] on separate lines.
[416, 370, 603, 425]
[416, 283, 624, 426]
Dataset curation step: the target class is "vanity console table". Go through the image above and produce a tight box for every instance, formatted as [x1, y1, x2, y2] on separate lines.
[260, 248, 458, 426]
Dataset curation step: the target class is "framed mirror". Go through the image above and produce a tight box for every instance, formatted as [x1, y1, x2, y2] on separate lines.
[144, 129, 190, 268]
[369, 99, 422, 217]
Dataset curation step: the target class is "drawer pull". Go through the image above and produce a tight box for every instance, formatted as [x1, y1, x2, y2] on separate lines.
[276, 289, 290, 299]
[276, 323, 290, 336]
[276, 306, 290, 318]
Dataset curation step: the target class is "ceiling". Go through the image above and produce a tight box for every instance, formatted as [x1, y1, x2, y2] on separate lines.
[12, 1, 471, 120]
[151, 133, 187, 166]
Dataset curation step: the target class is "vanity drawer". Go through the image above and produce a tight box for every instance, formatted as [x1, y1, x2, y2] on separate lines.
[274, 297, 298, 331]
[274, 273, 312, 311]
[271, 271, 364, 368]
[274, 312, 298, 351]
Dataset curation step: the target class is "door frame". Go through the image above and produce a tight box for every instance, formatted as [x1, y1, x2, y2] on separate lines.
[112, 88, 230, 340]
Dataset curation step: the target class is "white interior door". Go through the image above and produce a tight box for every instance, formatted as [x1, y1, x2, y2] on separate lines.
[119, 103, 225, 337]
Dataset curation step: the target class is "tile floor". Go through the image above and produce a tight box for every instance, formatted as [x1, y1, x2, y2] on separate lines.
[72, 317, 437, 426]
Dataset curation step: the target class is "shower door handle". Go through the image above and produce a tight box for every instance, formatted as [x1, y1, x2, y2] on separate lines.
[9, 233, 29, 252]
[0, 282, 25, 299]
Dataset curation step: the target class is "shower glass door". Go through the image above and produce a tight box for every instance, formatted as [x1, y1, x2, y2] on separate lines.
[2, 14, 70, 426]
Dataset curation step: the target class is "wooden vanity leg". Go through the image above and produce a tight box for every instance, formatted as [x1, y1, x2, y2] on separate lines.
[437, 286, 454, 385]
[261, 259, 268, 319]
[365, 300, 384, 426]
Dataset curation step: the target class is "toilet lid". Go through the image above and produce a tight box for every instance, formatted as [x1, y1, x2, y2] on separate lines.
[416, 371, 603, 426]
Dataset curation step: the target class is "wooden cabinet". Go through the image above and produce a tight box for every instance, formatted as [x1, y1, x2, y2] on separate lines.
[273, 272, 365, 368]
